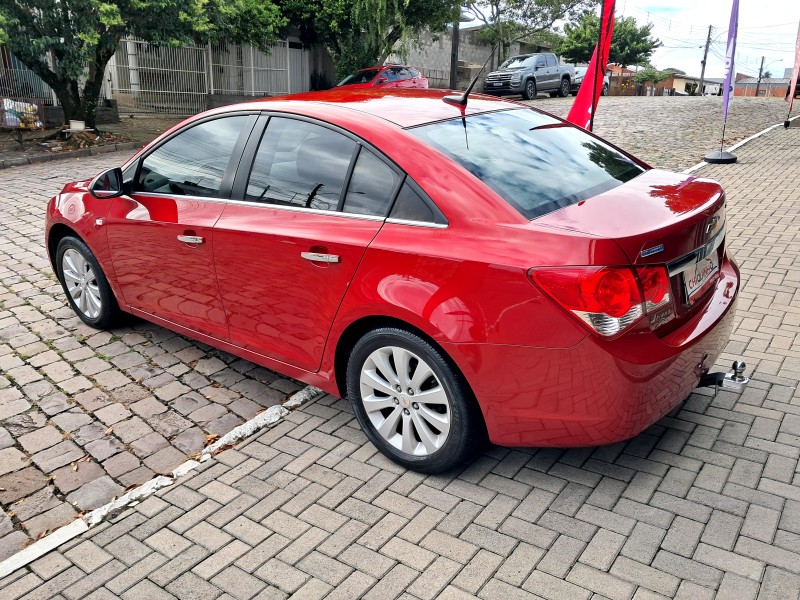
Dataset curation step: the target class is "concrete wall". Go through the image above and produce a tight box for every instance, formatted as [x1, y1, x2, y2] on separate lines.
[398, 28, 544, 88]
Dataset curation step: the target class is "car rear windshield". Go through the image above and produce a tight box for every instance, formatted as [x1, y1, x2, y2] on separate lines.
[338, 69, 382, 86]
[409, 108, 645, 220]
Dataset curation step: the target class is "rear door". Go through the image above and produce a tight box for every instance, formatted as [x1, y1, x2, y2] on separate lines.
[213, 115, 403, 371]
[106, 113, 256, 339]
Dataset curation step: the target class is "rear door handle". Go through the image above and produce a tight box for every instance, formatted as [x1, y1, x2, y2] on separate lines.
[177, 235, 204, 245]
[301, 252, 340, 263]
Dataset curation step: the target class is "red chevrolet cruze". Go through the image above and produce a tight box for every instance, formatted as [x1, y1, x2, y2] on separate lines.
[46, 88, 740, 472]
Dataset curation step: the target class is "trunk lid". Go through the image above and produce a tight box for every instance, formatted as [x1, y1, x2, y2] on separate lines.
[535, 169, 725, 266]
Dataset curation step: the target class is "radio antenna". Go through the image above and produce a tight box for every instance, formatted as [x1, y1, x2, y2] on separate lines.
[443, 45, 498, 108]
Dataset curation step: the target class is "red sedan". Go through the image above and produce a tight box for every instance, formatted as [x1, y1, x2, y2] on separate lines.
[336, 65, 428, 89]
[46, 88, 742, 472]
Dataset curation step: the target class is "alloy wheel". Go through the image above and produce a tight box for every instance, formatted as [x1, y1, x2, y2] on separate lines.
[61, 248, 102, 319]
[359, 346, 451, 456]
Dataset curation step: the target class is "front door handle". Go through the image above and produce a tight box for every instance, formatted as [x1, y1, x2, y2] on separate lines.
[301, 252, 340, 263]
[177, 235, 204, 245]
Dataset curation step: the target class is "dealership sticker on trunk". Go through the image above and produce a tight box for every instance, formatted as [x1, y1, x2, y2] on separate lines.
[684, 252, 719, 303]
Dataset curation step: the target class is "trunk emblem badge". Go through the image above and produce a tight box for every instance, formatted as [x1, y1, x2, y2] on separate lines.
[641, 244, 664, 258]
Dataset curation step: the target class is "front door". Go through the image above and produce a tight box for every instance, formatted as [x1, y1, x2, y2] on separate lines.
[106, 114, 255, 339]
[214, 116, 403, 371]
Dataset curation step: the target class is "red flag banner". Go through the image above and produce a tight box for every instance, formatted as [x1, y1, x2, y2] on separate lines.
[788, 20, 800, 115]
[566, 0, 616, 130]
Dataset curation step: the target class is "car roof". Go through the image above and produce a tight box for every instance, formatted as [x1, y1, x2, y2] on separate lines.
[235, 88, 516, 129]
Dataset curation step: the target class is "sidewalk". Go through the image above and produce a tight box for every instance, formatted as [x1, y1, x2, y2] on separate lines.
[1, 122, 800, 599]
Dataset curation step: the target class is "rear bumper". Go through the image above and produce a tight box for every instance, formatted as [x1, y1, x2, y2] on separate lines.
[445, 255, 739, 447]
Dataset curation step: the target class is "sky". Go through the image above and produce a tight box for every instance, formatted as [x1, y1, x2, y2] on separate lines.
[614, 0, 800, 79]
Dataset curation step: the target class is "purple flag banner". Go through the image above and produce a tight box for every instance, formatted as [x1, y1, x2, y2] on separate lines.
[722, 0, 739, 122]
[788, 20, 800, 115]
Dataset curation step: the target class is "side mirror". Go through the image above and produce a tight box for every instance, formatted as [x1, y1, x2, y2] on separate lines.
[89, 167, 125, 199]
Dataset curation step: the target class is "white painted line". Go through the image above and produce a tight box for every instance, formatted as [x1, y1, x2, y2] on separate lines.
[683, 113, 800, 174]
[84, 475, 174, 527]
[0, 384, 323, 579]
[0, 518, 88, 580]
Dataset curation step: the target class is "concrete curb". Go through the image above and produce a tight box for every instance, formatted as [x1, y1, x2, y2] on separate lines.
[0, 385, 324, 579]
[0, 142, 142, 171]
[683, 113, 800, 174]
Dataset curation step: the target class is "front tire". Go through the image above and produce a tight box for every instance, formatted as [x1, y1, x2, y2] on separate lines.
[346, 328, 484, 473]
[558, 78, 570, 97]
[521, 79, 537, 100]
[56, 236, 120, 329]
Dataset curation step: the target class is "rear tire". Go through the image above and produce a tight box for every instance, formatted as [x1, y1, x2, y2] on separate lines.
[56, 236, 121, 329]
[521, 79, 537, 100]
[346, 327, 485, 473]
[558, 78, 570, 97]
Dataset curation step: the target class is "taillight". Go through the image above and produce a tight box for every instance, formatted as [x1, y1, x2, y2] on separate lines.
[636, 266, 671, 312]
[530, 265, 672, 337]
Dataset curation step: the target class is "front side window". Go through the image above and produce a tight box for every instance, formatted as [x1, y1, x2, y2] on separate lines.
[342, 149, 400, 216]
[137, 116, 248, 197]
[409, 109, 645, 220]
[245, 118, 356, 211]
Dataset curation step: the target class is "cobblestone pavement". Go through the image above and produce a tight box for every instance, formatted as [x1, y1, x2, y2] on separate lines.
[0, 156, 304, 557]
[0, 110, 799, 598]
[522, 95, 792, 171]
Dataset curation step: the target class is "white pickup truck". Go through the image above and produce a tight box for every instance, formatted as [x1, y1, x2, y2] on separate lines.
[482, 53, 576, 100]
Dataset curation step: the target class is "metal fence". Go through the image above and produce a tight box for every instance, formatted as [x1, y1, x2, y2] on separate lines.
[104, 38, 306, 116]
[0, 67, 55, 105]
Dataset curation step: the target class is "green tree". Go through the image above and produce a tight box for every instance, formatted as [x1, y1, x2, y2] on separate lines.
[558, 13, 661, 67]
[632, 64, 670, 84]
[0, 0, 286, 128]
[281, 0, 455, 81]
[464, 0, 592, 67]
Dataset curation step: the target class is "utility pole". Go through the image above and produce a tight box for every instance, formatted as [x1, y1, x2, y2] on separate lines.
[449, 20, 461, 89]
[755, 56, 765, 97]
[698, 25, 713, 96]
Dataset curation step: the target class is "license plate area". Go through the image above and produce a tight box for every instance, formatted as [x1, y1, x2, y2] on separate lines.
[492, 82, 503, 86]
[683, 252, 719, 304]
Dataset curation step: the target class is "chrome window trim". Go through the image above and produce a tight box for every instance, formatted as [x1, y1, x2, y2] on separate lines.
[385, 217, 448, 229]
[225, 198, 386, 221]
[129, 191, 229, 205]
[123, 191, 448, 227]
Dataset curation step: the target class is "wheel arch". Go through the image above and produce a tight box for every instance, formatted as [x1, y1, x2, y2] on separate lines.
[332, 316, 483, 431]
[47, 222, 125, 311]
[47, 223, 80, 274]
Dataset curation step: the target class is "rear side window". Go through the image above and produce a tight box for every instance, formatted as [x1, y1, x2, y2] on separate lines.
[409, 109, 644, 220]
[343, 149, 400, 216]
[546, 54, 557, 67]
[245, 118, 356, 211]
[137, 116, 248, 197]
[390, 182, 435, 223]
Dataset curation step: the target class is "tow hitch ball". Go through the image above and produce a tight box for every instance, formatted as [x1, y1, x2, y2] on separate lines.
[698, 360, 749, 393]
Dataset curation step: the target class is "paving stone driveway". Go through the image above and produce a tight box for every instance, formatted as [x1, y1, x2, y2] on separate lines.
[0, 156, 303, 557]
[1, 104, 799, 598]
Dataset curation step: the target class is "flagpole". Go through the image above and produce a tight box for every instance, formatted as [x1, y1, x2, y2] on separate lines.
[590, 0, 606, 133]
[785, 20, 800, 128]
[705, 0, 739, 164]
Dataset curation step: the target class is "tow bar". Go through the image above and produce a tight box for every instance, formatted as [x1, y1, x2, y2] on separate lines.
[698, 360, 749, 393]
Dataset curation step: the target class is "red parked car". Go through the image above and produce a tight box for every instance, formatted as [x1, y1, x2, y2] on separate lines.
[46, 88, 743, 472]
[336, 65, 428, 89]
